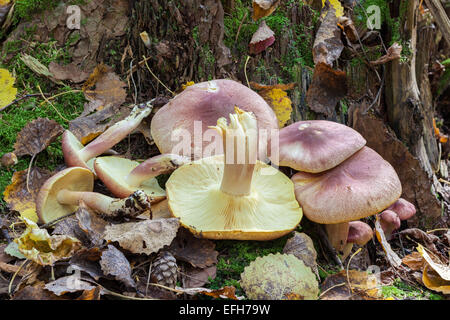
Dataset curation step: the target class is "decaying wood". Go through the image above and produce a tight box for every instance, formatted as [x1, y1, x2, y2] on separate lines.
[424, 0, 450, 47]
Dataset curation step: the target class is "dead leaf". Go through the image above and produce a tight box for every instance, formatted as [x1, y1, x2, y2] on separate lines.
[313, 5, 344, 66]
[44, 275, 97, 296]
[183, 265, 217, 288]
[0, 261, 27, 276]
[69, 248, 104, 281]
[149, 199, 172, 220]
[402, 251, 426, 271]
[249, 20, 275, 55]
[104, 218, 180, 255]
[180, 286, 242, 300]
[15, 218, 81, 266]
[76, 286, 102, 300]
[20, 54, 62, 84]
[12, 282, 65, 300]
[0, 68, 17, 111]
[75, 201, 108, 247]
[48, 62, 90, 83]
[3, 167, 52, 222]
[417, 244, 450, 281]
[169, 228, 218, 269]
[337, 16, 358, 43]
[13, 118, 64, 157]
[400, 228, 443, 258]
[252, 0, 280, 21]
[82, 64, 127, 115]
[251, 82, 295, 127]
[52, 216, 88, 244]
[306, 62, 347, 117]
[374, 217, 402, 267]
[320, 269, 382, 300]
[422, 264, 450, 294]
[100, 245, 135, 288]
[370, 43, 402, 66]
[283, 232, 319, 277]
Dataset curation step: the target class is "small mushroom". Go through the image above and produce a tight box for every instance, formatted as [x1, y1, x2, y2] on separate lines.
[342, 221, 374, 260]
[378, 210, 401, 240]
[94, 154, 190, 199]
[165, 107, 302, 240]
[36, 167, 151, 224]
[270, 120, 366, 173]
[150, 79, 279, 160]
[378, 198, 416, 239]
[62, 103, 152, 172]
[1, 152, 18, 167]
[291, 146, 402, 254]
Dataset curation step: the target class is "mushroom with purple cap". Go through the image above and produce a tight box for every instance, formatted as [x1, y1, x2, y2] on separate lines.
[62, 103, 152, 172]
[291, 146, 402, 254]
[378, 198, 416, 239]
[342, 221, 374, 259]
[36, 167, 151, 224]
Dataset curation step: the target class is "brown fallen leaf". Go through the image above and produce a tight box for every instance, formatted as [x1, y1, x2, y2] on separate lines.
[168, 228, 218, 269]
[100, 245, 135, 288]
[312, 5, 344, 66]
[402, 251, 426, 271]
[0, 261, 28, 276]
[12, 282, 65, 300]
[306, 62, 347, 117]
[76, 286, 102, 300]
[3, 167, 52, 222]
[249, 20, 275, 55]
[104, 218, 180, 255]
[337, 16, 359, 43]
[370, 43, 402, 66]
[48, 62, 90, 83]
[82, 63, 127, 116]
[13, 118, 64, 157]
[252, 0, 280, 21]
[400, 228, 443, 259]
[52, 216, 90, 246]
[283, 232, 319, 277]
[75, 201, 108, 247]
[320, 269, 382, 300]
[183, 265, 217, 288]
[69, 247, 104, 281]
[178, 285, 242, 300]
[422, 264, 450, 294]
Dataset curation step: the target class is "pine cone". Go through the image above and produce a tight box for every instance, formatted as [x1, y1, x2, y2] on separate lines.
[151, 251, 178, 288]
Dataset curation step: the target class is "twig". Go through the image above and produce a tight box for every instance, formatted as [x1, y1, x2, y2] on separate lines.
[142, 55, 175, 95]
[346, 247, 362, 294]
[318, 282, 346, 299]
[145, 262, 152, 297]
[8, 259, 29, 297]
[39, 89, 82, 104]
[438, 178, 450, 185]
[426, 228, 449, 233]
[235, 11, 248, 44]
[0, 94, 46, 112]
[25, 154, 36, 194]
[39, 212, 76, 229]
[244, 55, 251, 88]
[37, 84, 70, 122]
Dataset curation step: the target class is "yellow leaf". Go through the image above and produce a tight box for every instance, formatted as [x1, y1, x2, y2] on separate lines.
[15, 218, 81, 266]
[321, 0, 344, 18]
[0, 68, 17, 111]
[422, 264, 450, 294]
[182, 81, 195, 91]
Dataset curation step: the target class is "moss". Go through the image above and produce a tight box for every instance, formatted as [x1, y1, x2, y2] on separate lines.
[381, 278, 444, 300]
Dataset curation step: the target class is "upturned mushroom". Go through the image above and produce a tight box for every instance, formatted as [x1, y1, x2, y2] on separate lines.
[62, 102, 152, 172]
[291, 146, 402, 254]
[150, 79, 279, 160]
[165, 107, 302, 240]
[94, 154, 190, 200]
[269, 120, 366, 173]
[36, 167, 151, 224]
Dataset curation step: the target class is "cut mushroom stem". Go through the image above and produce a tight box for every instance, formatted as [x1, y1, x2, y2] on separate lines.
[62, 103, 152, 170]
[56, 189, 150, 218]
[211, 108, 258, 196]
[325, 222, 350, 255]
[125, 154, 191, 187]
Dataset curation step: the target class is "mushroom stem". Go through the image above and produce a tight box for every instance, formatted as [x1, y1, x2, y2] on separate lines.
[78, 104, 152, 161]
[212, 108, 258, 196]
[56, 189, 150, 217]
[125, 154, 191, 187]
[325, 222, 350, 255]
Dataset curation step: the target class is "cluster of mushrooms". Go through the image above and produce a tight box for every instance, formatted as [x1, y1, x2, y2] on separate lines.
[36, 79, 415, 260]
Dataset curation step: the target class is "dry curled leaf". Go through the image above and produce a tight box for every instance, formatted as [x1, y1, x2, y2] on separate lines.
[0, 68, 17, 111]
[15, 218, 81, 266]
[370, 43, 402, 66]
[252, 0, 280, 21]
[180, 285, 241, 300]
[169, 228, 218, 269]
[249, 20, 275, 55]
[422, 264, 450, 294]
[75, 201, 108, 247]
[374, 217, 402, 267]
[417, 244, 450, 281]
[3, 167, 52, 222]
[13, 118, 64, 157]
[100, 245, 135, 288]
[44, 275, 97, 296]
[69, 247, 104, 281]
[104, 218, 180, 255]
[306, 62, 347, 117]
[12, 282, 65, 300]
[402, 251, 426, 271]
[183, 265, 217, 288]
